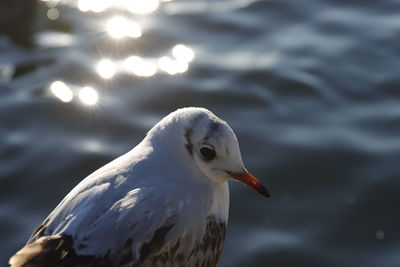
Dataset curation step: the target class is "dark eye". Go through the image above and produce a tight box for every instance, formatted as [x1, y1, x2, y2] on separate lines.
[200, 145, 216, 161]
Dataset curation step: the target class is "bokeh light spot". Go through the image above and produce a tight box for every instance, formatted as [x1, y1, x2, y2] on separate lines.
[47, 8, 60, 20]
[106, 17, 142, 39]
[50, 81, 73, 102]
[79, 87, 98, 105]
[124, 56, 157, 77]
[96, 59, 116, 79]
[77, 0, 91, 12]
[77, 0, 112, 13]
[121, 0, 159, 14]
[158, 56, 188, 75]
[172, 44, 194, 62]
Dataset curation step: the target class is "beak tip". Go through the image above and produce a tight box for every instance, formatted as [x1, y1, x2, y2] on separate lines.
[227, 170, 271, 199]
[261, 188, 272, 199]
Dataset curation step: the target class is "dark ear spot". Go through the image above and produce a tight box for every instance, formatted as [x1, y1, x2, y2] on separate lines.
[184, 128, 193, 155]
[203, 122, 220, 141]
[184, 114, 207, 156]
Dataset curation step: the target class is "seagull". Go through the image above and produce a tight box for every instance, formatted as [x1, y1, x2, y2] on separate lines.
[9, 107, 270, 267]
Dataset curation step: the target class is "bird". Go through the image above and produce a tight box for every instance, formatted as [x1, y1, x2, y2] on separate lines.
[9, 107, 270, 267]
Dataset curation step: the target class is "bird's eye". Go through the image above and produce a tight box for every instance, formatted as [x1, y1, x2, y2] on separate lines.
[200, 145, 216, 161]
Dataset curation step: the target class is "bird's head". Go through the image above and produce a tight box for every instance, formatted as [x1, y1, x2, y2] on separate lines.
[148, 107, 270, 198]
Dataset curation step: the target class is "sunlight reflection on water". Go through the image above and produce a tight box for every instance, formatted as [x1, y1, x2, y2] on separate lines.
[77, 0, 159, 14]
[96, 59, 117, 79]
[124, 56, 157, 77]
[172, 44, 195, 62]
[94, 44, 194, 79]
[156, 44, 194, 75]
[50, 81, 99, 106]
[45, 0, 195, 106]
[122, 0, 159, 14]
[106, 17, 142, 39]
[158, 56, 188, 75]
[79, 86, 98, 105]
[50, 81, 73, 103]
[77, 0, 112, 13]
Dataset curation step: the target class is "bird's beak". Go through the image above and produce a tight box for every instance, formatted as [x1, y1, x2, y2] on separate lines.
[226, 170, 271, 198]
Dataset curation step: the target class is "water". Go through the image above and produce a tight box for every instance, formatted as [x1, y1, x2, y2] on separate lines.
[1, 0, 400, 266]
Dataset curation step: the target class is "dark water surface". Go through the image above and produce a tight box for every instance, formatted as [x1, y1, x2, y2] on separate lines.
[1, 0, 400, 266]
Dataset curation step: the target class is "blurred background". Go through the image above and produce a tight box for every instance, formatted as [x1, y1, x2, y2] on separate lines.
[1, 0, 400, 266]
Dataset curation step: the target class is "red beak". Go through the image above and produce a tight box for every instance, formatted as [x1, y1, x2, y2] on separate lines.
[227, 170, 271, 198]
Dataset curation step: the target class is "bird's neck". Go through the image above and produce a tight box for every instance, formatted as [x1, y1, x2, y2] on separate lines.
[209, 181, 230, 222]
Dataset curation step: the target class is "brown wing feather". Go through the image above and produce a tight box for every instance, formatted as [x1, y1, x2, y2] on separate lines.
[9, 235, 75, 267]
[10, 216, 226, 267]
[9, 234, 111, 267]
[138, 216, 226, 267]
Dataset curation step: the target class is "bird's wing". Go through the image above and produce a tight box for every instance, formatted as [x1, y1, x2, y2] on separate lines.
[11, 175, 212, 266]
